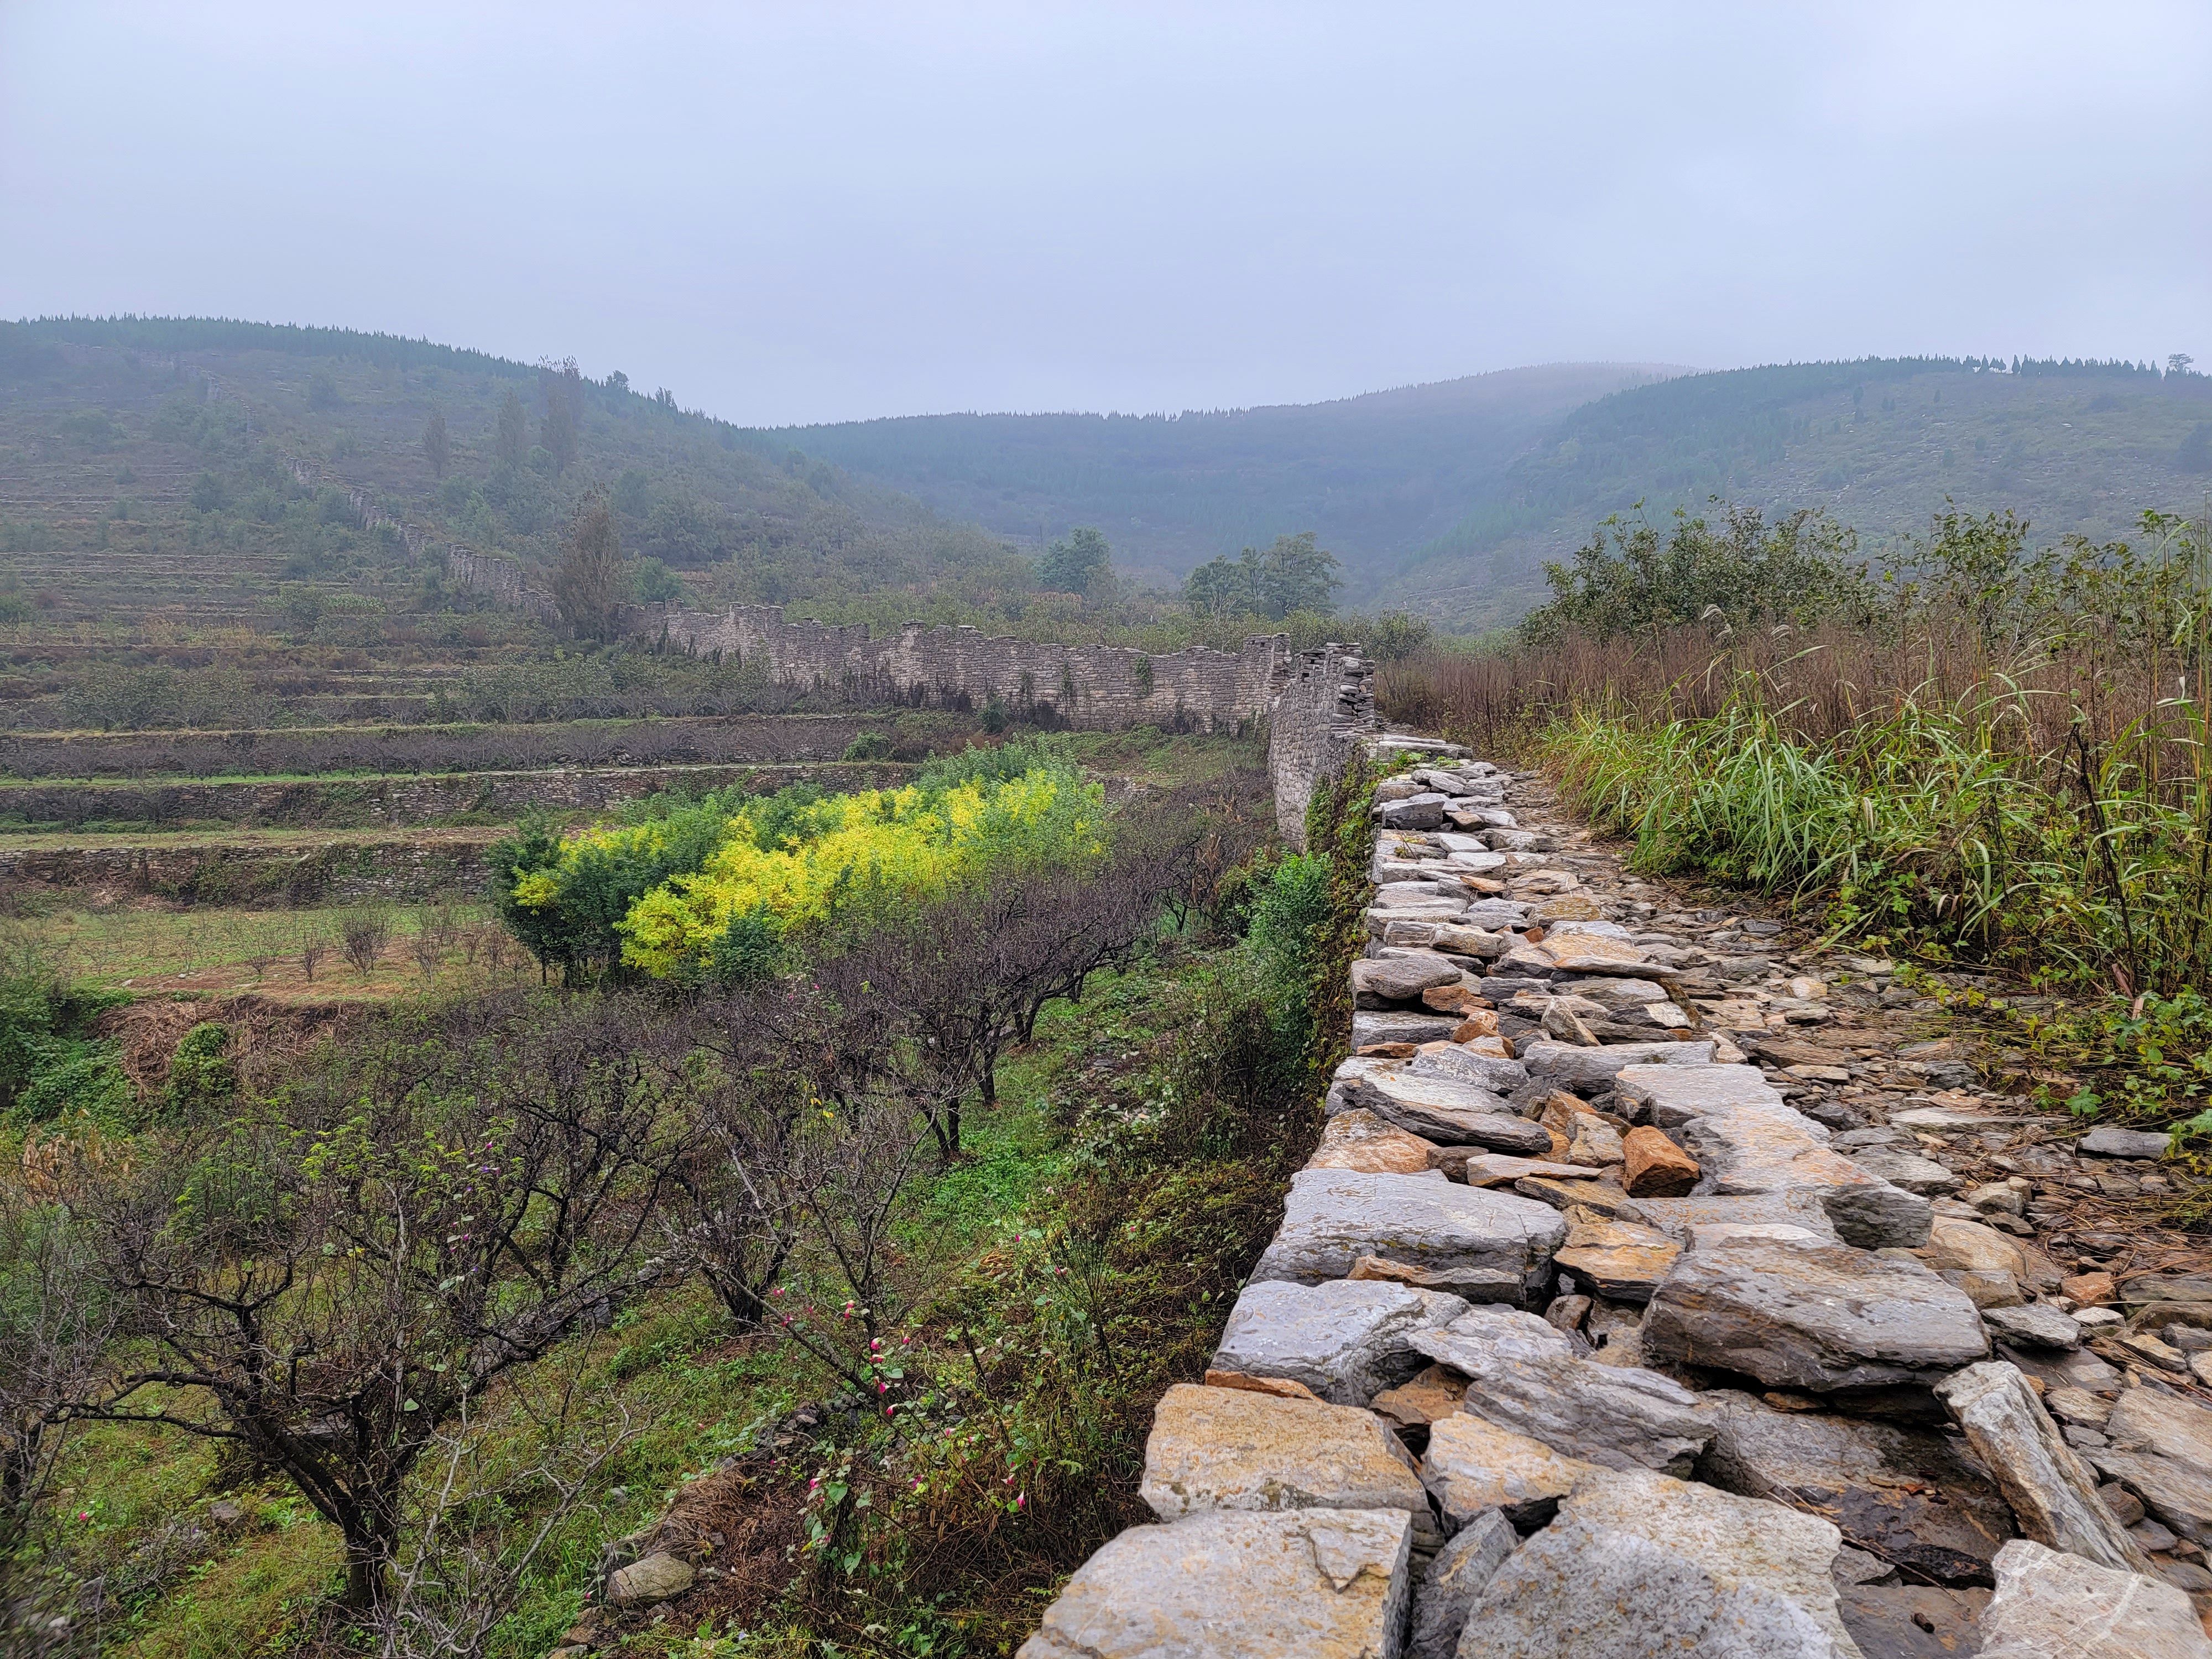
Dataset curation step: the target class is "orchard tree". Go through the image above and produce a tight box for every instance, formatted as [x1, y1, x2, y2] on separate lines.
[552, 498, 626, 640]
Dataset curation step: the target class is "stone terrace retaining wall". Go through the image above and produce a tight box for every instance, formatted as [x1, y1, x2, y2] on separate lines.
[1016, 745, 2212, 1659]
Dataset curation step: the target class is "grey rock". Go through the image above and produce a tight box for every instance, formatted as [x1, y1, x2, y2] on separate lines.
[1407, 1510, 1516, 1659]
[1619, 1063, 1933, 1248]
[1458, 1468, 1859, 1659]
[1550, 974, 1671, 1007]
[1406, 1045, 1530, 1095]
[1431, 923, 1510, 959]
[1351, 953, 1463, 1004]
[2107, 1386, 2212, 1474]
[1520, 1039, 1715, 1090]
[1209, 1279, 1470, 1405]
[1380, 794, 1448, 830]
[1975, 1537, 2212, 1659]
[1983, 1303, 2085, 1351]
[1645, 1234, 1988, 1390]
[1459, 899, 1536, 930]
[1016, 1509, 1413, 1659]
[1350, 1010, 1463, 1048]
[1836, 1584, 1992, 1659]
[2088, 1448, 2212, 1546]
[1697, 1389, 2016, 1583]
[1250, 1169, 1565, 1303]
[2080, 1125, 2175, 1159]
[1345, 1072, 1551, 1152]
[607, 1552, 696, 1606]
[1626, 1190, 1842, 1243]
[1998, 1340, 2125, 1397]
[1412, 1311, 1715, 1474]
[1933, 1361, 2156, 1575]
[1848, 1146, 1965, 1194]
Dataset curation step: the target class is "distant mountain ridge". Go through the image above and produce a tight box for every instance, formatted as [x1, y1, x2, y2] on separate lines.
[755, 363, 1690, 590]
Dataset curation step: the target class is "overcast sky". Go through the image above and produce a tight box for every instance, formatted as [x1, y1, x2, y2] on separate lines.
[4, 3, 2208, 427]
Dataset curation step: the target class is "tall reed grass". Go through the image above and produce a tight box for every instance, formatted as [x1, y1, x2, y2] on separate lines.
[1380, 510, 2212, 996]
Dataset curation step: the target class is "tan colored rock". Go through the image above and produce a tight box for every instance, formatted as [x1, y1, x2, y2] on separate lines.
[1204, 1369, 1322, 1401]
[1141, 1384, 1427, 1524]
[1457, 1031, 1512, 1056]
[1370, 1365, 1467, 1437]
[1447, 1006, 1500, 1038]
[1308, 1108, 1436, 1176]
[2063, 1270, 2117, 1306]
[1922, 1217, 2029, 1279]
[1555, 1211, 1682, 1303]
[1017, 1508, 1413, 1659]
[1444, 1152, 1595, 1187]
[1357, 1041, 1421, 1058]
[607, 1552, 695, 1606]
[1414, 984, 1479, 1016]
[1420, 1412, 1596, 1526]
[1514, 1174, 1637, 1214]
[1347, 1254, 1509, 1298]
[1623, 1125, 1701, 1196]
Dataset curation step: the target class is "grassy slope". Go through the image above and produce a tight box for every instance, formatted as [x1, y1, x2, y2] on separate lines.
[763, 363, 1688, 592]
[1377, 359, 2212, 630]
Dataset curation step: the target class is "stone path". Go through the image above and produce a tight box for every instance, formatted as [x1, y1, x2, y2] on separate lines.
[1021, 740, 2212, 1659]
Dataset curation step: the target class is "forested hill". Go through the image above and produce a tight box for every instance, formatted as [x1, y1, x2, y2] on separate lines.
[0, 315, 1027, 635]
[753, 363, 1686, 592]
[1374, 356, 2212, 630]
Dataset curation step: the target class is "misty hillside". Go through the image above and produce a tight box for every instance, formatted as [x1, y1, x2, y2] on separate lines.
[1377, 356, 2212, 630]
[0, 316, 1024, 635]
[759, 363, 1685, 591]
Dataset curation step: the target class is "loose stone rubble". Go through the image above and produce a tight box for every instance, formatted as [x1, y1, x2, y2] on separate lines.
[1020, 737, 2212, 1659]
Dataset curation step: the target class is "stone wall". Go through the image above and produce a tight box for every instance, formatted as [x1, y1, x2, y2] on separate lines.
[1016, 750, 2203, 1658]
[624, 600, 1291, 734]
[441, 549, 1293, 732]
[1264, 642, 1380, 849]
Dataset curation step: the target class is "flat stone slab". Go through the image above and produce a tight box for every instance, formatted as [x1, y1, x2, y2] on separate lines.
[1457, 1467, 1859, 1659]
[1016, 1507, 1413, 1659]
[1442, 1152, 1594, 1187]
[2107, 1386, 2212, 1474]
[1934, 1361, 2155, 1575]
[1411, 1309, 1714, 1474]
[1306, 1108, 1436, 1176]
[1140, 1384, 1427, 1524]
[1554, 1212, 1681, 1302]
[1619, 1063, 1932, 1248]
[1519, 1039, 1714, 1090]
[1975, 1537, 2212, 1659]
[1644, 1234, 1989, 1390]
[1344, 1072, 1550, 1152]
[2080, 1124, 2174, 1159]
[1983, 1303, 2084, 1351]
[1850, 1145, 1965, 1194]
[1350, 1010, 1463, 1049]
[1405, 1043, 1528, 1095]
[1351, 953, 1463, 1004]
[1209, 1279, 1469, 1406]
[1698, 1389, 2016, 1583]
[2086, 1447, 2212, 1547]
[1251, 1169, 1565, 1302]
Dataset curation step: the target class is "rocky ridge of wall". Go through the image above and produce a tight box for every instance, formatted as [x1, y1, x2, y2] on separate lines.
[1016, 746, 2212, 1659]
[1263, 641, 1379, 847]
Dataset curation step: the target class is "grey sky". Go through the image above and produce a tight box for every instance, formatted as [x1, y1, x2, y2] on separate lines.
[4, 2, 2208, 427]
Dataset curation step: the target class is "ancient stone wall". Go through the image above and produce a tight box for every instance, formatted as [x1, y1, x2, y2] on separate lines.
[1264, 642, 1380, 849]
[625, 600, 1291, 733]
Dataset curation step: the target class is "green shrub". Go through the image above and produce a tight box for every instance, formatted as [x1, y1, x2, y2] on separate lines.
[166, 1021, 236, 1115]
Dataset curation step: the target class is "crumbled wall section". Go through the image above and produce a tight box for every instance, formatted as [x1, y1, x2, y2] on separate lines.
[1264, 643, 1379, 849]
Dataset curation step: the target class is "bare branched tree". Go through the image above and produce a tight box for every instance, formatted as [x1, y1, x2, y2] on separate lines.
[81, 997, 684, 1613]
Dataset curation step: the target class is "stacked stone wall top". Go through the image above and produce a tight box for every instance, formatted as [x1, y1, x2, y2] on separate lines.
[1017, 744, 2212, 1659]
